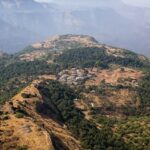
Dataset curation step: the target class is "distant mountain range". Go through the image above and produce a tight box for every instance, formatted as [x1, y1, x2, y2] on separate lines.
[0, 0, 150, 55]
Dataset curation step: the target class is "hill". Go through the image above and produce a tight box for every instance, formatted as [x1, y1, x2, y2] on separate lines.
[17, 35, 149, 63]
[0, 35, 149, 105]
[0, 35, 150, 150]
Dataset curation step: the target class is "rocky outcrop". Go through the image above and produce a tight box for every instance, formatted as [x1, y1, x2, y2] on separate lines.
[32, 34, 99, 50]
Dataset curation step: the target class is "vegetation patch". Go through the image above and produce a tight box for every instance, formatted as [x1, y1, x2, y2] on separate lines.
[37, 80, 128, 150]
[56, 47, 147, 69]
[15, 112, 24, 118]
[21, 93, 36, 98]
[16, 145, 28, 150]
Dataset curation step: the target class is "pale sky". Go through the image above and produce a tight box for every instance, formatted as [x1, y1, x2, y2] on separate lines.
[35, 0, 150, 8]
[123, 0, 150, 7]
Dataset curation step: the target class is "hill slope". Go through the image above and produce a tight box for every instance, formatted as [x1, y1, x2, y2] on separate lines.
[1, 71, 150, 150]
[0, 35, 150, 150]
[1, 79, 83, 150]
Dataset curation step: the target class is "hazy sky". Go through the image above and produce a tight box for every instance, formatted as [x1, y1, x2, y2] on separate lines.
[123, 0, 150, 7]
[35, 0, 150, 8]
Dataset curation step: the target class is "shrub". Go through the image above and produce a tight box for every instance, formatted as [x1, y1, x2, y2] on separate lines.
[16, 145, 28, 150]
[1, 115, 10, 120]
[15, 112, 24, 118]
[21, 93, 36, 98]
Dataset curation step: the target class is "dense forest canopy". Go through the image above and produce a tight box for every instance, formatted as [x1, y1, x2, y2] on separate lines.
[56, 47, 148, 69]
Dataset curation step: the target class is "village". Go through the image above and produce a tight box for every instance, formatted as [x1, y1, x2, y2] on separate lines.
[57, 68, 95, 86]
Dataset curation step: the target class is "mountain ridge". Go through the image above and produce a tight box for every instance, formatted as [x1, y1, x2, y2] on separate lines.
[17, 34, 149, 63]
